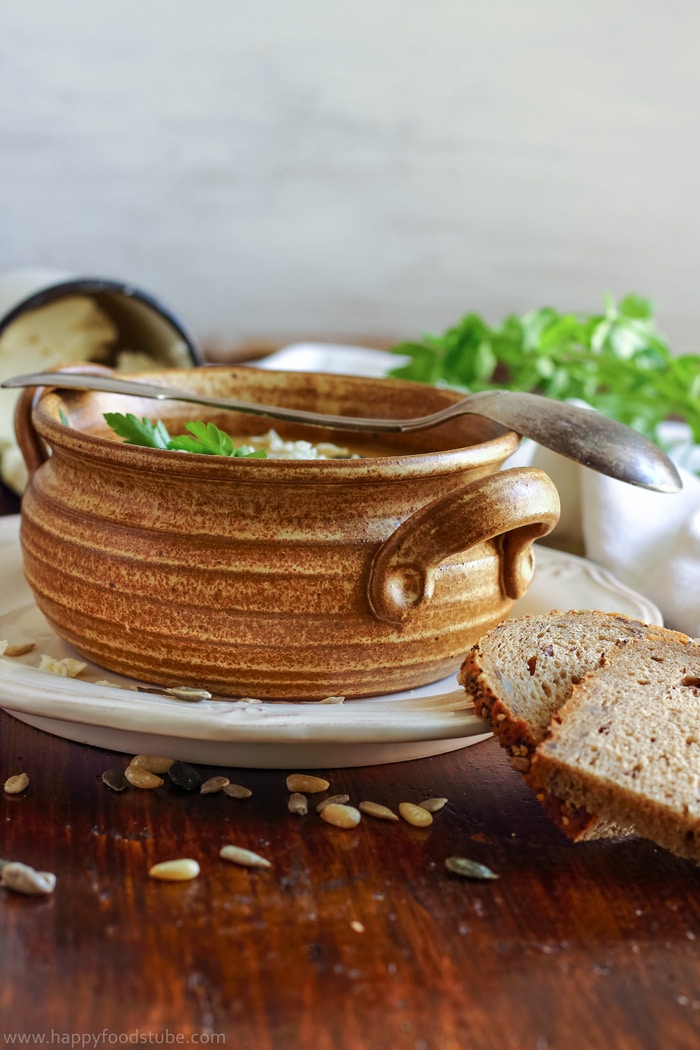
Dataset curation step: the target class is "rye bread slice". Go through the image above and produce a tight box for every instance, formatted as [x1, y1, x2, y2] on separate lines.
[458, 610, 684, 840]
[531, 633, 700, 862]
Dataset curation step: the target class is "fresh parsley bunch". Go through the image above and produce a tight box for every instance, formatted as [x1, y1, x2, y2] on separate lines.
[388, 295, 700, 446]
[103, 413, 267, 458]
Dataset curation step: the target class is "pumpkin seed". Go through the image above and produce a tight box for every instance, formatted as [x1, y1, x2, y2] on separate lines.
[164, 685, 212, 702]
[101, 770, 129, 792]
[4, 642, 36, 658]
[286, 774, 329, 794]
[359, 801, 399, 822]
[398, 802, 433, 827]
[445, 856, 499, 880]
[200, 775, 230, 795]
[167, 761, 202, 791]
[219, 845, 271, 869]
[419, 797, 448, 813]
[1, 861, 56, 895]
[130, 755, 174, 774]
[149, 858, 200, 881]
[223, 783, 252, 799]
[316, 793, 350, 813]
[320, 803, 361, 829]
[3, 773, 29, 795]
[124, 765, 163, 789]
[288, 792, 308, 815]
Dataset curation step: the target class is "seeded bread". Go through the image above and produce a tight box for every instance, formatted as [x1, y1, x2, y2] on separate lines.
[531, 633, 700, 862]
[458, 610, 683, 840]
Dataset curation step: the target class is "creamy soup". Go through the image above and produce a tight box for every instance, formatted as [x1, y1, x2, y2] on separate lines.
[232, 428, 362, 460]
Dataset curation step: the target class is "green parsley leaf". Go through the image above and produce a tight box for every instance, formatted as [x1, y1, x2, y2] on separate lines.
[103, 412, 172, 450]
[168, 421, 266, 458]
[388, 295, 700, 455]
[103, 414, 267, 458]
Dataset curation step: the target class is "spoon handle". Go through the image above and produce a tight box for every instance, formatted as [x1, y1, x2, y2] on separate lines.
[1, 369, 683, 493]
[1, 370, 413, 432]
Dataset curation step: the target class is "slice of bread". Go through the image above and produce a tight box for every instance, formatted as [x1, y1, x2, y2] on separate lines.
[458, 610, 684, 840]
[531, 633, 700, 862]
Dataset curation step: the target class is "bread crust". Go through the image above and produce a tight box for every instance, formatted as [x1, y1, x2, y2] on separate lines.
[459, 610, 687, 842]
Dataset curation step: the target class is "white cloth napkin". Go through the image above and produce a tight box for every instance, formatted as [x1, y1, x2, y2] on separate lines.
[254, 343, 700, 637]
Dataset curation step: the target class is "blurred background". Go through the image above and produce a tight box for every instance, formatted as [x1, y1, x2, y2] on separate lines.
[1, 0, 698, 358]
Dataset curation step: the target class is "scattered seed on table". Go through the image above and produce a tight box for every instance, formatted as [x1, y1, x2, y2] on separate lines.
[320, 803, 361, 829]
[167, 761, 202, 791]
[223, 783, 252, 799]
[124, 765, 163, 789]
[102, 770, 129, 792]
[419, 797, 448, 813]
[4, 773, 29, 795]
[130, 755, 174, 774]
[149, 858, 200, 881]
[200, 775, 230, 795]
[316, 793, 350, 813]
[350, 920, 365, 933]
[398, 802, 433, 828]
[164, 686, 212, 702]
[359, 801, 399, 822]
[445, 856, 499, 880]
[286, 774, 329, 794]
[316, 695, 345, 705]
[288, 792, 308, 815]
[4, 643, 36, 658]
[1, 862, 56, 895]
[219, 845, 271, 869]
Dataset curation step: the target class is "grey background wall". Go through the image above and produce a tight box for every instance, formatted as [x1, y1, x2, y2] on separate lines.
[1, 0, 698, 354]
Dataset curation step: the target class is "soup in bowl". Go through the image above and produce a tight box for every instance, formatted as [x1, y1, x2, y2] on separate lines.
[15, 365, 560, 699]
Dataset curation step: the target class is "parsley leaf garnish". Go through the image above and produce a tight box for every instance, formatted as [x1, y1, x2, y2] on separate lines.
[103, 413, 267, 458]
[387, 294, 700, 447]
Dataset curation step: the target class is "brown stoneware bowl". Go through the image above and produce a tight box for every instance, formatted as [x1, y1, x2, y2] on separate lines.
[15, 365, 560, 699]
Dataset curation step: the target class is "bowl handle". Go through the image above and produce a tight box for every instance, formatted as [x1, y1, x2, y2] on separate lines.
[367, 467, 560, 625]
[13, 363, 116, 482]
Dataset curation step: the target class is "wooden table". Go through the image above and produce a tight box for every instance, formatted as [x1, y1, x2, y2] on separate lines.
[2, 483, 700, 1049]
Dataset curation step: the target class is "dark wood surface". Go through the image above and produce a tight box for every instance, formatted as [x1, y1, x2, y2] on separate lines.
[2, 488, 700, 1048]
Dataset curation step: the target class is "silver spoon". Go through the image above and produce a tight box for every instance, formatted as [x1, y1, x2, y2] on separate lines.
[1, 370, 682, 493]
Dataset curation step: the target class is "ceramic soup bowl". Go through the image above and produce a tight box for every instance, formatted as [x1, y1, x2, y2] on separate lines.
[15, 365, 560, 699]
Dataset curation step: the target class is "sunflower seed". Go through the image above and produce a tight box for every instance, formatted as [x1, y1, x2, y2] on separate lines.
[320, 803, 361, 829]
[4, 773, 29, 795]
[164, 685, 212, 702]
[167, 761, 202, 791]
[398, 802, 433, 828]
[200, 775, 230, 795]
[223, 783, 252, 799]
[288, 792, 308, 815]
[101, 770, 129, 792]
[149, 858, 200, 881]
[219, 845, 271, 869]
[4, 643, 36, 658]
[124, 765, 163, 789]
[129, 755, 174, 774]
[358, 801, 399, 822]
[286, 774, 329, 794]
[1, 862, 56, 895]
[445, 856, 499, 880]
[350, 920, 365, 933]
[419, 797, 448, 813]
[316, 794, 350, 813]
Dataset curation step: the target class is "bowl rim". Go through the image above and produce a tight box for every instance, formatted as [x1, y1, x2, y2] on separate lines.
[29, 366, 522, 481]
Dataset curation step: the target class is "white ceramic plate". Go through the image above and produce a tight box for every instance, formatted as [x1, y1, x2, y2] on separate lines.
[0, 515, 662, 768]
